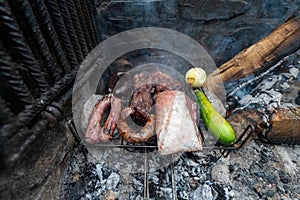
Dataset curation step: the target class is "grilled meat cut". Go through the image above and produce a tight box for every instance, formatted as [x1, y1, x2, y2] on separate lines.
[155, 90, 202, 155]
[85, 95, 122, 143]
[117, 107, 156, 143]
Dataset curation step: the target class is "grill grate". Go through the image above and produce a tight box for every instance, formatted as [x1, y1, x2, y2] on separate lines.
[67, 118, 254, 199]
[0, 0, 100, 165]
[68, 119, 179, 199]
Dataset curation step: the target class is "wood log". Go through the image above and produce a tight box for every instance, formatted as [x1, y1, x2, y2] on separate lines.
[207, 16, 300, 95]
[266, 107, 300, 144]
[227, 107, 300, 145]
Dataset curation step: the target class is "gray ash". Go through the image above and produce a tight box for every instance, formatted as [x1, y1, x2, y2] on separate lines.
[63, 145, 235, 200]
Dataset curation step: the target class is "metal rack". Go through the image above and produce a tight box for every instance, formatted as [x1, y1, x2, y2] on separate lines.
[68, 119, 256, 199]
[0, 0, 100, 165]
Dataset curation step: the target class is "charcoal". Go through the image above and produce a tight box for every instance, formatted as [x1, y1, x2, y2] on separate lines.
[106, 172, 120, 190]
[95, 164, 103, 180]
[148, 173, 159, 185]
[255, 172, 265, 178]
[159, 187, 173, 199]
[211, 183, 225, 199]
[266, 173, 279, 184]
[193, 184, 216, 200]
[134, 194, 143, 200]
[278, 170, 291, 184]
[132, 177, 143, 193]
[211, 164, 230, 184]
[190, 167, 198, 177]
[185, 159, 199, 167]
[289, 67, 299, 77]
[102, 168, 112, 179]
[178, 190, 189, 199]
[265, 189, 276, 197]
[260, 148, 269, 163]
[182, 171, 189, 178]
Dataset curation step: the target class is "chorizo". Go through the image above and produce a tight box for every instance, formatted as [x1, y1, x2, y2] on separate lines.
[117, 107, 156, 143]
[101, 96, 122, 137]
[85, 95, 122, 143]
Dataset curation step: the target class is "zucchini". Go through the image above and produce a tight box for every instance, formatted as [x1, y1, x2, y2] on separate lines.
[195, 89, 236, 145]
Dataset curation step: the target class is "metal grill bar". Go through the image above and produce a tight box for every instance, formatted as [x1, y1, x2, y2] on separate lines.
[45, 0, 79, 69]
[144, 148, 149, 199]
[0, 41, 34, 105]
[170, 162, 178, 200]
[1, 69, 76, 138]
[67, 119, 81, 144]
[87, 0, 100, 44]
[0, 0, 100, 165]
[85, 144, 157, 149]
[0, 0, 49, 94]
[10, 89, 72, 163]
[30, 0, 71, 73]
[73, 0, 93, 51]
[81, 0, 97, 47]
[57, 0, 84, 63]
[12, 0, 62, 82]
[84, 142, 238, 150]
[0, 96, 15, 125]
[68, 121, 253, 199]
[66, 0, 89, 57]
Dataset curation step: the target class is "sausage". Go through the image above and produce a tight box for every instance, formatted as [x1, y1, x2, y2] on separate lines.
[106, 72, 125, 93]
[117, 107, 156, 143]
[85, 95, 122, 143]
[101, 96, 122, 137]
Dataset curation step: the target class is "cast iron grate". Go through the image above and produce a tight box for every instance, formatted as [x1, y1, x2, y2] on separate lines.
[0, 0, 100, 166]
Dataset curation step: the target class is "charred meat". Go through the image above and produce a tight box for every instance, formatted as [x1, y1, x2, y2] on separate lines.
[85, 95, 122, 143]
[117, 107, 156, 143]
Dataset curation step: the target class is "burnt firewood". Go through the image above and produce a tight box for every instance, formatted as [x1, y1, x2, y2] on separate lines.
[264, 107, 300, 145]
[227, 106, 300, 145]
[208, 16, 300, 95]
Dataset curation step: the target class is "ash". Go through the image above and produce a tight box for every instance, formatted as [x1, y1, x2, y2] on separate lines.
[63, 145, 234, 200]
[63, 51, 300, 199]
[63, 143, 300, 199]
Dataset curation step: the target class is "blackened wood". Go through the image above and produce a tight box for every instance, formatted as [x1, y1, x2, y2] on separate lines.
[266, 107, 300, 144]
[208, 16, 300, 95]
[227, 107, 300, 145]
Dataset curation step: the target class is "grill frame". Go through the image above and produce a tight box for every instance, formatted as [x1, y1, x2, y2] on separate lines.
[67, 116, 254, 200]
[0, 0, 100, 166]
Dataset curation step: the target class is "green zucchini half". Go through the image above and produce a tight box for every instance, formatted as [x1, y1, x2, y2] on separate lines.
[195, 90, 236, 145]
